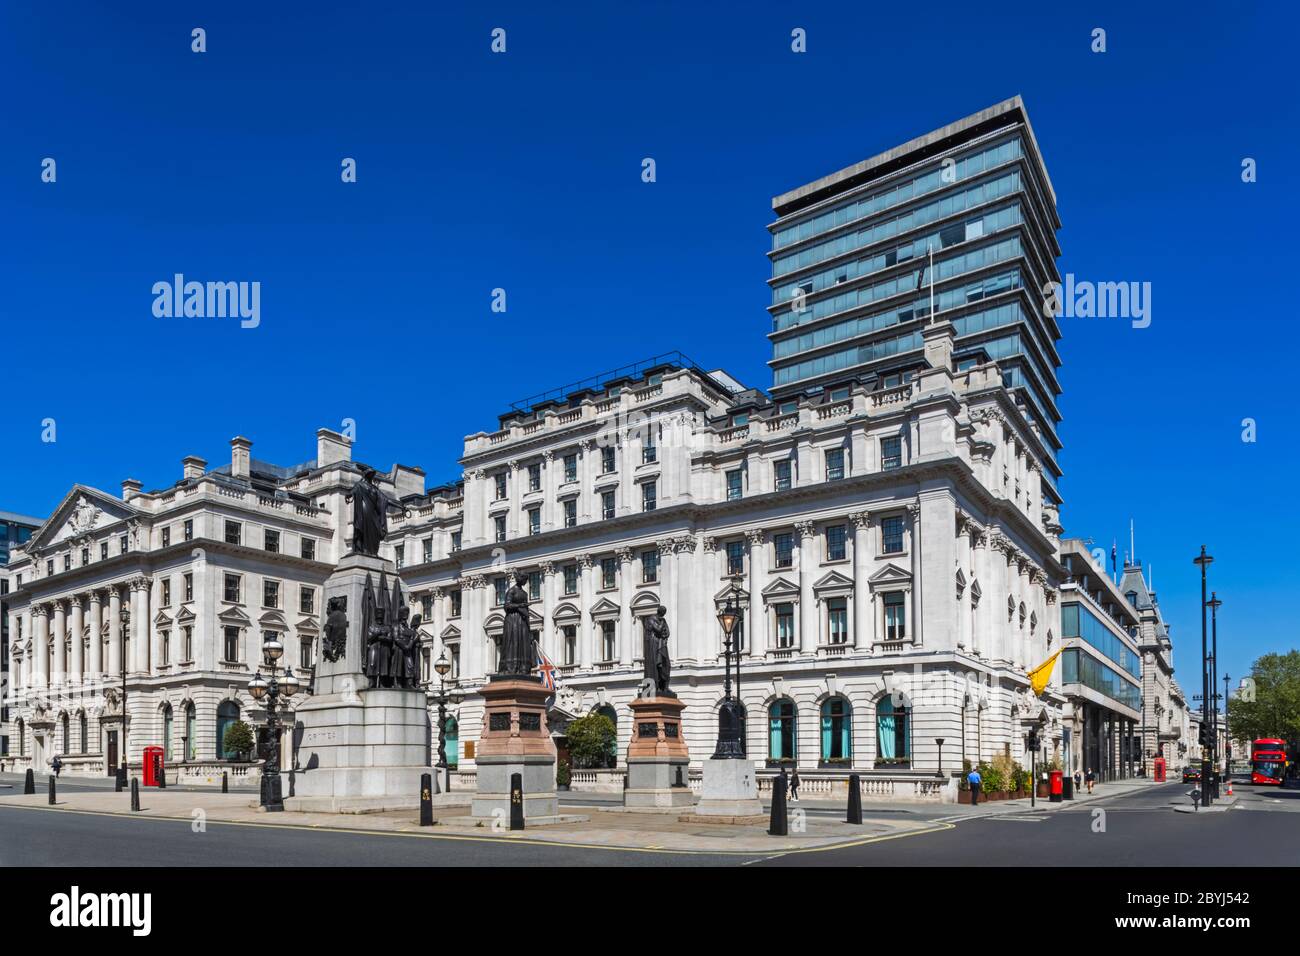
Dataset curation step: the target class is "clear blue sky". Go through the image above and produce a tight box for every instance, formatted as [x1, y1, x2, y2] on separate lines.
[1, 1, 1295, 689]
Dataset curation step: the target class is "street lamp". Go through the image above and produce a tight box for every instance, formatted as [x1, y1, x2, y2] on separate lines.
[247, 635, 298, 813]
[935, 738, 946, 779]
[432, 650, 462, 793]
[1193, 546, 1214, 805]
[1207, 591, 1222, 796]
[712, 581, 746, 759]
[117, 605, 129, 788]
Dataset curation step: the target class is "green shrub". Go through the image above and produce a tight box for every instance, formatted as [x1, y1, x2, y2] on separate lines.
[222, 720, 254, 759]
[565, 712, 617, 769]
[556, 759, 571, 787]
[976, 760, 1004, 793]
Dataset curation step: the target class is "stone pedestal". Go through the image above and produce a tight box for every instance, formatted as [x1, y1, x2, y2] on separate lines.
[624, 695, 694, 809]
[470, 676, 558, 822]
[690, 758, 763, 817]
[285, 553, 431, 813]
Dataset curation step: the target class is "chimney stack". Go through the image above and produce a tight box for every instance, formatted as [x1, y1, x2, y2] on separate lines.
[230, 437, 252, 479]
[316, 428, 352, 467]
[182, 455, 207, 481]
[122, 479, 143, 502]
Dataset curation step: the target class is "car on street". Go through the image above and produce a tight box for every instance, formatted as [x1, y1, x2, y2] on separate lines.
[1182, 767, 1201, 783]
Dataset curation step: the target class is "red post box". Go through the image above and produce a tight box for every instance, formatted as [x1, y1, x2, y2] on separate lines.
[143, 746, 164, 787]
[1049, 769, 1063, 803]
[1153, 757, 1166, 782]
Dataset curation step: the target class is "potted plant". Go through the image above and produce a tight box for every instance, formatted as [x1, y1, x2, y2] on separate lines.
[556, 759, 571, 791]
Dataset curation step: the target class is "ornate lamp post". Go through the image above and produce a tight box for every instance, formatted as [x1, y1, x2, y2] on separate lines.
[117, 605, 129, 788]
[712, 582, 746, 759]
[432, 650, 462, 793]
[1207, 591, 1222, 795]
[1193, 546, 1214, 804]
[247, 635, 299, 813]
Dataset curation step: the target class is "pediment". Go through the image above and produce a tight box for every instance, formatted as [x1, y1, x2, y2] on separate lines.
[760, 577, 801, 600]
[258, 609, 289, 629]
[813, 570, 854, 593]
[630, 590, 662, 611]
[176, 605, 197, 623]
[295, 615, 319, 633]
[440, 624, 461, 641]
[868, 563, 913, 587]
[153, 609, 173, 626]
[552, 602, 581, 622]
[589, 597, 620, 618]
[29, 485, 139, 551]
[217, 605, 253, 625]
[714, 583, 749, 604]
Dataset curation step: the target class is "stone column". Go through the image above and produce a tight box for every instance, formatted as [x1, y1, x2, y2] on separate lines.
[580, 439, 596, 522]
[667, 537, 686, 662]
[507, 460, 521, 538]
[150, 578, 164, 672]
[130, 578, 147, 674]
[52, 601, 67, 687]
[540, 563, 555, 660]
[908, 502, 923, 647]
[542, 450, 557, 531]
[88, 592, 104, 686]
[745, 529, 765, 657]
[795, 521, 815, 655]
[578, 555, 594, 668]
[850, 512, 871, 650]
[617, 548, 635, 667]
[69, 596, 85, 686]
[108, 586, 123, 678]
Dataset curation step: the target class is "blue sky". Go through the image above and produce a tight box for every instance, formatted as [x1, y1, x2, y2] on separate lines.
[1, 1, 1295, 688]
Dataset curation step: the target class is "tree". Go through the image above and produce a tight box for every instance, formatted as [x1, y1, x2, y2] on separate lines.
[222, 720, 255, 760]
[565, 712, 617, 769]
[1226, 651, 1300, 744]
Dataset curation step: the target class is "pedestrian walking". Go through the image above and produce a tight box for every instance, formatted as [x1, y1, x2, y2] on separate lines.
[967, 766, 982, 806]
[789, 767, 801, 802]
[1074, 770, 1082, 793]
[1085, 766, 1095, 794]
[51, 755, 63, 778]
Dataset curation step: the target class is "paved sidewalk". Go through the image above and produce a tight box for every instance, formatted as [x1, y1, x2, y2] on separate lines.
[0, 788, 948, 855]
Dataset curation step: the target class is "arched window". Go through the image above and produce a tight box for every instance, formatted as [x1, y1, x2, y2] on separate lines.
[820, 697, 852, 764]
[216, 700, 241, 759]
[79, 712, 88, 754]
[876, 697, 910, 765]
[444, 716, 459, 770]
[593, 704, 618, 768]
[16, 719, 24, 756]
[60, 713, 70, 755]
[185, 703, 196, 761]
[768, 698, 797, 764]
[162, 704, 174, 762]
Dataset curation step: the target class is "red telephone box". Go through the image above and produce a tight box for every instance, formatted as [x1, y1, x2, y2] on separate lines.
[1153, 757, 1166, 782]
[1049, 769, 1063, 802]
[143, 746, 164, 787]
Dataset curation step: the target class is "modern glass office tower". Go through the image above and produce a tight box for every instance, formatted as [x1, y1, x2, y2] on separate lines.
[767, 96, 1062, 503]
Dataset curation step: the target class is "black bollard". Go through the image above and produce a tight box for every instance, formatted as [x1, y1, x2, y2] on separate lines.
[48, 776, 57, 806]
[847, 772, 863, 825]
[159, 767, 166, 789]
[420, 773, 434, 826]
[769, 772, 789, 836]
[130, 777, 141, 812]
[24, 768, 35, 795]
[509, 772, 525, 831]
[221, 771, 228, 794]
[114, 769, 123, 792]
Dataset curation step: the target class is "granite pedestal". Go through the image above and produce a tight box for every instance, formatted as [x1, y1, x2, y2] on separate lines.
[690, 757, 763, 817]
[624, 695, 695, 809]
[470, 676, 558, 822]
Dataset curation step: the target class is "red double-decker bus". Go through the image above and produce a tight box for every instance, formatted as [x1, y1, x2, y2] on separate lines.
[1251, 738, 1288, 785]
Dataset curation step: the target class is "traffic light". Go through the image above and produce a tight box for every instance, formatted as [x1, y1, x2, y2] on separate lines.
[1198, 725, 1210, 747]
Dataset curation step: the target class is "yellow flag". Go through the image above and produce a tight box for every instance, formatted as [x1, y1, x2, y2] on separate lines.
[1028, 650, 1062, 696]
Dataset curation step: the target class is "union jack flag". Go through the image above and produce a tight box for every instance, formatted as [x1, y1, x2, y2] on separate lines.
[535, 647, 560, 693]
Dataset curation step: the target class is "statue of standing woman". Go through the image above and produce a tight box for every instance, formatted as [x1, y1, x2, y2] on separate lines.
[498, 572, 535, 677]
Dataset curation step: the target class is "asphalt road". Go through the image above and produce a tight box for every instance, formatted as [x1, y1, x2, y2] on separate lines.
[0, 780, 1293, 867]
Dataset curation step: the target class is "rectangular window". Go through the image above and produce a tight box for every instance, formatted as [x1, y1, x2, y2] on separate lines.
[726, 469, 743, 501]
[776, 603, 795, 648]
[726, 540, 745, 576]
[100, 542, 108, 560]
[223, 626, 239, 662]
[423, 537, 433, 563]
[301, 537, 316, 560]
[119, 534, 128, 554]
[224, 521, 241, 545]
[494, 515, 507, 543]
[528, 571, 542, 601]
[825, 448, 845, 481]
[601, 491, 615, 520]
[161, 579, 172, 606]
[774, 459, 792, 491]
[881, 435, 902, 471]
[184, 573, 193, 602]
[494, 578, 507, 606]
[601, 620, 616, 661]
[263, 579, 280, 609]
[826, 524, 847, 562]
[563, 453, 578, 483]
[300, 586, 314, 614]
[528, 463, 542, 492]
[420, 593, 433, 619]
[450, 590, 462, 617]
[265, 529, 279, 553]
[882, 516, 905, 554]
[161, 527, 171, 548]
[81, 547, 89, 566]
[494, 472, 507, 500]
[642, 436, 657, 464]
[773, 533, 793, 569]
[641, 549, 659, 583]
[827, 597, 848, 644]
[563, 565, 578, 595]
[450, 531, 462, 552]
[642, 481, 656, 512]
[160, 630, 170, 665]
[223, 574, 241, 603]
[301, 638, 313, 670]
[64, 554, 71, 571]
[564, 499, 577, 528]
[183, 519, 193, 541]
[601, 446, 616, 474]
[884, 592, 906, 640]
[562, 625, 576, 666]
[183, 626, 193, 661]
[528, 507, 541, 535]
[394, 544, 405, 568]
[600, 557, 617, 590]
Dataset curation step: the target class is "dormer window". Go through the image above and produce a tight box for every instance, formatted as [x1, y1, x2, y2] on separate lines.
[731, 413, 749, 426]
